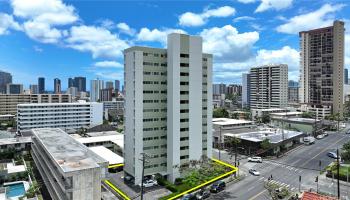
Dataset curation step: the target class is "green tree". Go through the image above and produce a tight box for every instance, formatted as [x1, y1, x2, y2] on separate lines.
[261, 139, 271, 150]
[25, 181, 41, 198]
[301, 112, 313, 118]
[213, 108, 229, 118]
[341, 141, 350, 162]
[231, 112, 239, 119]
[261, 113, 270, 123]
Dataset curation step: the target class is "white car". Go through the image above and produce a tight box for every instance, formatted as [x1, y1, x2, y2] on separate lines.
[248, 157, 262, 163]
[140, 179, 158, 188]
[249, 169, 260, 176]
[316, 134, 325, 139]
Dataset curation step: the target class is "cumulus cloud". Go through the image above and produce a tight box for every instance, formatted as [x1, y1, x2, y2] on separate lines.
[179, 6, 236, 27]
[117, 22, 136, 36]
[94, 61, 123, 68]
[213, 46, 300, 83]
[0, 13, 22, 35]
[255, 0, 293, 13]
[200, 25, 259, 62]
[276, 4, 344, 34]
[233, 16, 256, 23]
[66, 25, 130, 58]
[10, 0, 79, 43]
[137, 28, 186, 44]
[237, 0, 257, 3]
[95, 72, 123, 80]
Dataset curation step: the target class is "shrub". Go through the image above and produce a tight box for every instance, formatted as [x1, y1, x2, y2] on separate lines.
[174, 178, 183, 185]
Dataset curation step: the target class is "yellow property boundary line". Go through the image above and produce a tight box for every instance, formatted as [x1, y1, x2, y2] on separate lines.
[167, 158, 238, 200]
[104, 159, 238, 200]
[104, 179, 131, 200]
[108, 163, 125, 169]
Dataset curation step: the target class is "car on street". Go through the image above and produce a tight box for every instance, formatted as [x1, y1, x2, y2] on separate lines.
[249, 169, 260, 176]
[195, 189, 210, 199]
[316, 134, 325, 139]
[210, 180, 225, 193]
[327, 152, 339, 159]
[346, 130, 350, 134]
[181, 194, 196, 200]
[139, 179, 158, 188]
[248, 156, 262, 163]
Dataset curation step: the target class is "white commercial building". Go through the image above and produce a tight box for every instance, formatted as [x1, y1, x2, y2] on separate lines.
[242, 73, 250, 109]
[250, 64, 288, 109]
[17, 101, 103, 133]
[90, 79, 104, 102]
[31, 128, 108, 200]
[124, 33, 212, 184]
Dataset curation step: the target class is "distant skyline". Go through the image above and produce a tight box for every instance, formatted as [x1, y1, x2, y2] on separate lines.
[0, 0, 349, 90]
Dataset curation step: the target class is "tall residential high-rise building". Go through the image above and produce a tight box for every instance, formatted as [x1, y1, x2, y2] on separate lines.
[288, 80, 299, 103]
[29, 84, 39, 94]
[74, 77, 86, 92]
[6, 84, 23, 94]
[124, 33, 212, 185]
[242, 73, 250, 108]
[68, 78, 75, 88]
[250, 64, 288, 109]
[99, 88, 113, 101]
[54, 78, 61, 94]
[213, 83, 226, 95]
[90, 79, 104, 102]
[0, 70, 12, 94]
[38, 77, 45, 94]
[345, 69, 348, 84]
[115, 80, 120, 93]
[299, 20, 345, 117]
[105, 81, 114, 89]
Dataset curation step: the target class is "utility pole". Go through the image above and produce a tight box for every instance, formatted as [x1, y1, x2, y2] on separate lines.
[315, 176, 319, 193]
[219, 126, 222, 160]
[337, 148, 340, 199]
[299, 175, 301, 193]
[139, 153, 150, 200]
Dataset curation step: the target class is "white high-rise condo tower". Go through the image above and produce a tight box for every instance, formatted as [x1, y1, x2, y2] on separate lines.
[124, 33, 212, 184]
[299, 20, 345, 118]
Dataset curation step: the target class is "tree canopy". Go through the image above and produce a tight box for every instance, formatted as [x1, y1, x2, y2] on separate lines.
[213, 108, 229, 118]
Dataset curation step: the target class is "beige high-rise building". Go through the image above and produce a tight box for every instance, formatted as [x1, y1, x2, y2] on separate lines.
[299, 20, 345, 117]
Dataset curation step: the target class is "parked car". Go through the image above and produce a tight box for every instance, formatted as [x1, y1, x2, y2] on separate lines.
[316, 134, 325, 139]
[304, 136, 315, 145]
[346, 130, 350, 134]
[327, 152, 339, 159]
[195, 189, 210, 199]
[181, 194, 196, 200]
[248, 156, 262, 163]
[210, 180, 225, 193]
[139, 179, 158, 188]
[249, 169, 260, 176]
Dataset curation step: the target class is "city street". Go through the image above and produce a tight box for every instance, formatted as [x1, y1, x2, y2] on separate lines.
[211, 131, 350, 200]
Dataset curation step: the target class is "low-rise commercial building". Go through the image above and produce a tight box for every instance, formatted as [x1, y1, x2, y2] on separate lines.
[251, 108, 288, 120]
[213, 118, 255, 147]
[0, 137, 32, 152]
[17, 101, 103, 134]
[270, 117, 321, 135]
[74, 134, 123, 156]
[224, 128, 304, 155]
[31, 128, 108, 200]
[0, 94, 72, 115]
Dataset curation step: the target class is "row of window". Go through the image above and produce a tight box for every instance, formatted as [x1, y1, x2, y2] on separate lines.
[143, 117, 167, 122]
[143, 135, 167, 141]
[143, 99, 167, 103]
[143, 52, 167, 58]
[143, 71, 167, 76]
[143, 81, 167, 85]
[143, 144, 167, 150]
[143, 108, 167, 112]
[143, 127, 167, 131]
[143, 90, 167, 94]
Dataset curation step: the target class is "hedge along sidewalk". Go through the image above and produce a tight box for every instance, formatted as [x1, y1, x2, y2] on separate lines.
[166, 158, 238, 200]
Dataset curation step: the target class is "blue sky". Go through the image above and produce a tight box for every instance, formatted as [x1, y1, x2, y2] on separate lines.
[0, 0, 349, 91]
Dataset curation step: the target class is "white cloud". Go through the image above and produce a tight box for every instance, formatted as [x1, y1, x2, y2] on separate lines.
[66, 25, 129, 59]
[255, 0, 293, 13]
[233, 16, 256, 23]
[95, 72, 123, 80]
[10, 0, 79, 43]
[137, 28, 186, 44]
[117, 22, 135, 36]
[276, 4, 344, 34]
[0, 13, 22, 35]
[213, 46, 300, 83]
[179, 6, 236, 27]
[23, 20, 63, 43]
[94, 61, 123, 68]
[33, 45, 43, 52]
[237, 0, 257, 3]
[200, 25, 259, 62]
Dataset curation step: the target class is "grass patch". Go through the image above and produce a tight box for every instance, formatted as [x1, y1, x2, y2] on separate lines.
[326, 163, 350, 182]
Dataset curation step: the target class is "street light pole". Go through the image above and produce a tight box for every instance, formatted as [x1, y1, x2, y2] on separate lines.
[337, 148, 340, 199]
[139, 153, 149, 200]
[219, 126, 222, 160]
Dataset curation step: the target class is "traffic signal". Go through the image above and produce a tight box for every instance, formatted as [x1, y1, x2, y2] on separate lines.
[315, 176, 318, 182]
[299, 175, 301, 182]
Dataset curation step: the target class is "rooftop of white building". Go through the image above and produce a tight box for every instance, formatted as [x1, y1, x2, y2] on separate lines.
[270, 112, 303, 116]
[31, 128, 108, 173]
[213, 118, 254, 126]
[224, 129, 304, 144]
[251, 108, 287, 112]
[89, 146, 123, 165]
[0, 136, 31, 145]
